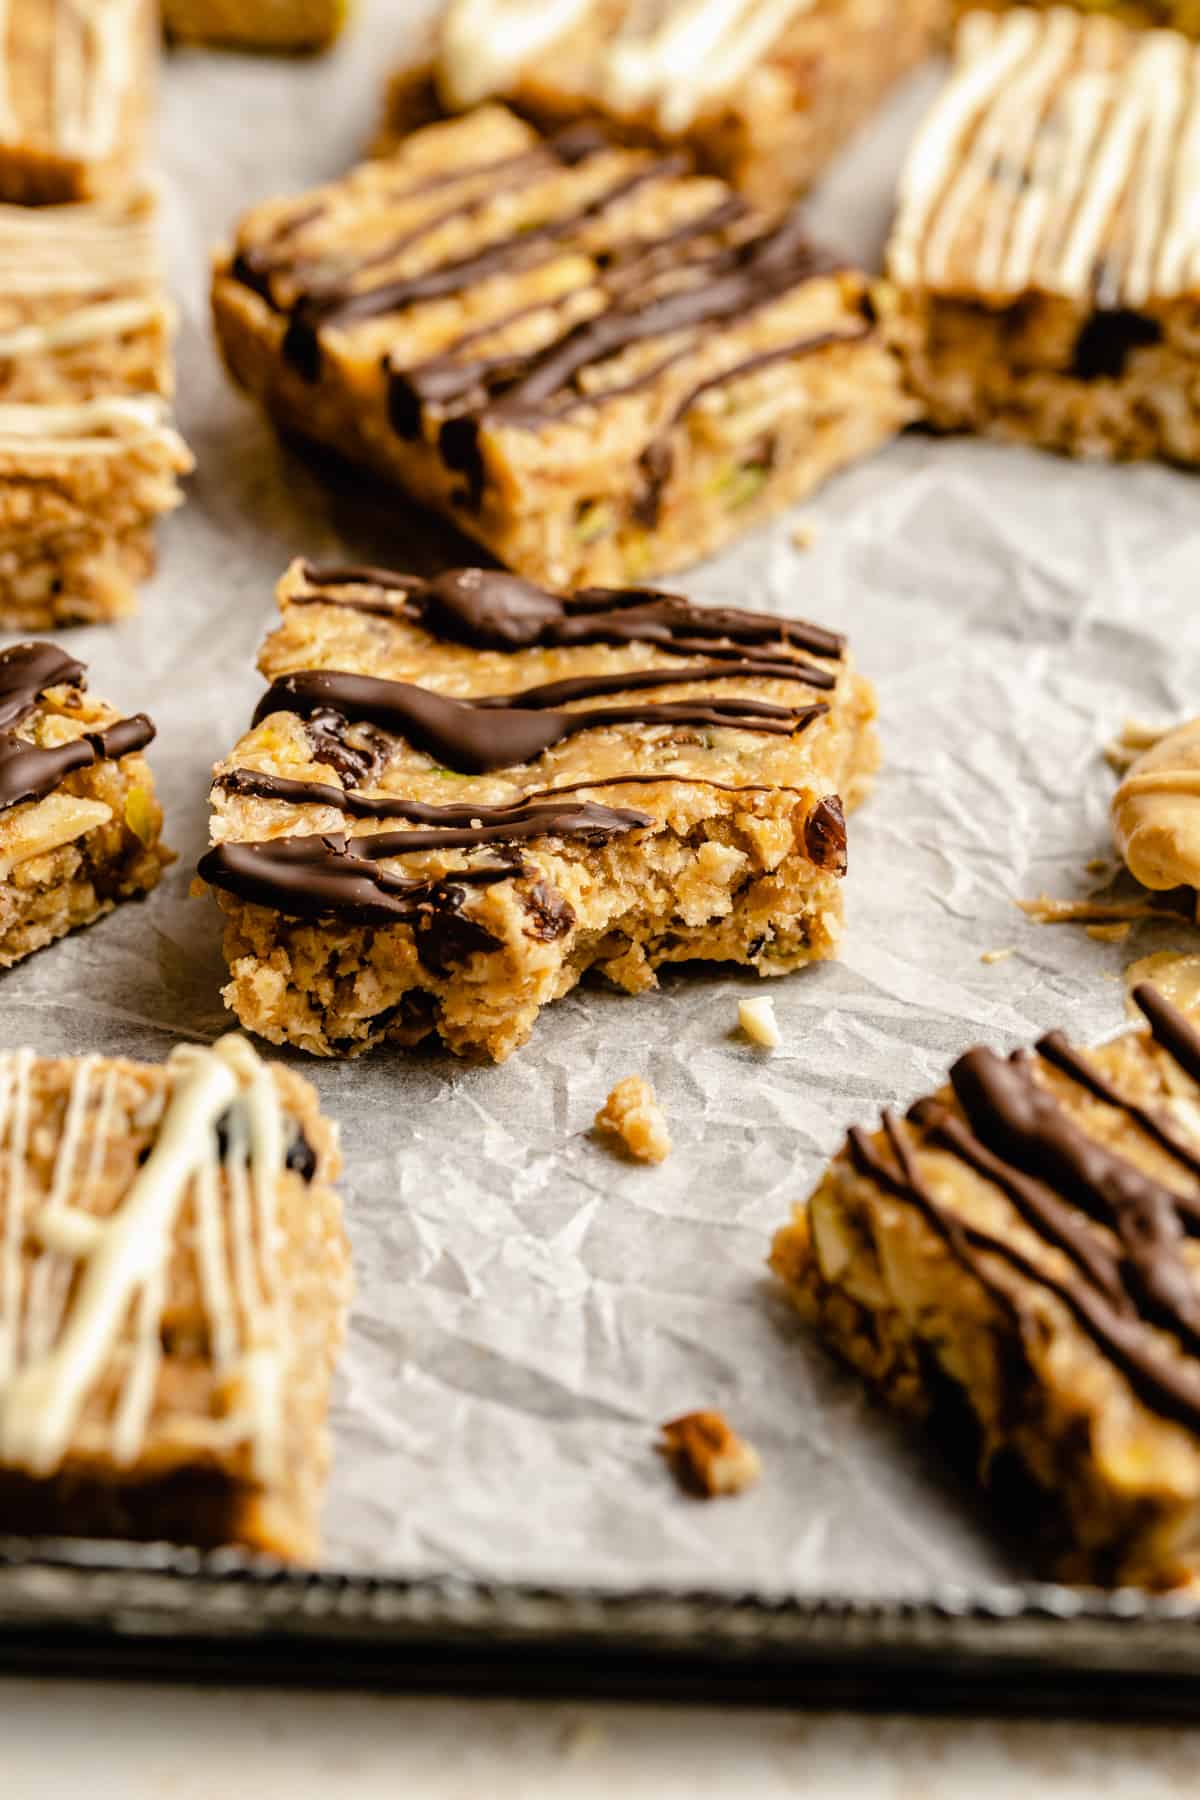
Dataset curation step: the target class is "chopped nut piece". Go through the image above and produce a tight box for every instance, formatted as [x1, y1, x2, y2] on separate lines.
[659, 1410, 762, 1498]
[979, 946, 1015, 965]
[595, 1076, 671, 1164]
[1087, 921, 1133, 943]
[739, 995, 782, 1048]
[790, 519, 818, 551]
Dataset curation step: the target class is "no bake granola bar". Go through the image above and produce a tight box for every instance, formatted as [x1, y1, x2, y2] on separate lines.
[890, 7, 1200, 463]
[198, 560, 878, 1063]
[0, 641, 169, 966]
[163, 0, 349, 51]
[951, 2, 1200, 36]
[0, 0, 154, 203]
[0, 196, 191, 627]
[0, 1033, 349, 1561]
[1113, 716, 1200, 904]
[378, 0, 947, 209]
[772, 985, 1200, 1587]
[212, 106, 916, 592]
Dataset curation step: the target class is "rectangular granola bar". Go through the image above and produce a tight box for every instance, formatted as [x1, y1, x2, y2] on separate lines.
[212, 106, 916, 592]
[198, 559, 879, 1063]
[0, 196, 191, 628]
[950, 2, 1200, 35]
[0, 1033, 349, 1562]
[0, 640, 169, 966]
[163, 0, 349, 51]
[378, 0, 948, 208]
[0, 0, 154, 203]
[889, 8, 1200, 462]
[772, 984, 1200, 1587]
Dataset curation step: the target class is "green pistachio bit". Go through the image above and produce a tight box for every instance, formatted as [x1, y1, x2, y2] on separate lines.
[573, 501, 614, 544]
[710, 463, 769, 510]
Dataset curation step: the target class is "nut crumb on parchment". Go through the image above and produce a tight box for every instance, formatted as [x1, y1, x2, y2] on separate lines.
[594, 1076, 671, 1164]
[659, 1411, 762, 1499]
[738, 995, 782, 1047]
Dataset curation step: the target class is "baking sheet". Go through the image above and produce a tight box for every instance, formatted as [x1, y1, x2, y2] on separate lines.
[8, 1, 1199, 1604]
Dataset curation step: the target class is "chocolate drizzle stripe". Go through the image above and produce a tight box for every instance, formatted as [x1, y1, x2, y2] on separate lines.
[292, 565, 845, 663]
[0, 643, 154, 814]
[211, 776, 650, 848]
[1036, 1029, 1200, 1190]
[847, 1114, 1200, 1436]
[1134, 982, 1200, 1086]
[252, 668, 827, 776]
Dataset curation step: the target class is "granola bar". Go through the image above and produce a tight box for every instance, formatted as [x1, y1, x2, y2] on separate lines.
[163, 0, 349, 51]
[0, 641, 169, 966]
[1113, 716, 1200, 901]
[0, 0, 154, 203]
[212, 106, 916, 592]
[772, 984, 1200, 1587]
[889, 8, 1200, 463]
[0, 195, 192, 627]
[197, 559, 879, 1063]
[377, 0, 948, 209]
[0, 1033, 349, 1562]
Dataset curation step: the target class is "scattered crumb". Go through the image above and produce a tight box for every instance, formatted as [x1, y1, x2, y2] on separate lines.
[1018, 893, 1166, 926]
[659, 1410, 762, 1499]
[1104, 718, 1171, 773]
[1085, 857, 1116, 878]
[558, 1718, 607, 1762]
[594, 1076, 671, 1164]
[979, 947, 1015, 965]
[790, 518, 817, 551]
[738, 994, 782, 1048]
[1087, 921, 1132, 943]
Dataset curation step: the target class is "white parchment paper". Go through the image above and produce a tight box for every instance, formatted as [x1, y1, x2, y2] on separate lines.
[7, 3, 1199, 1599]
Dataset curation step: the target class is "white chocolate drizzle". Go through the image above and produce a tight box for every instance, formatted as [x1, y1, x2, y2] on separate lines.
[0, 1036, 303, 1483]
[437, 0, 815, 130]
[889, 7, 1200, 304]
[0, 0, 141, 159]
[0, 394, 181, 454]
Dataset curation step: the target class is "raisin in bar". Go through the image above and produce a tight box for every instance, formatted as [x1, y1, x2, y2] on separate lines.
[772, 984, 1200, 1587]
[889, 8, 1200, 463]
[0, 195, 192, 627]
[212, 106, 916, 592]
[0, 0, 154, 203]
[378, 0, 947, 209]
[197, 560, 879, 1063]
[0, 641, 169, 967]
[163, 0, 349, 51]
[0, 1033, 350, 1561]
[950, 2, 1200, 36]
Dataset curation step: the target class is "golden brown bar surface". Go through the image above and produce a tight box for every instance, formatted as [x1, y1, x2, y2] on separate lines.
[212, 106, 916, 592]
[950, 1, 1200, 35]
[379, 0, 948, 208]
[889, 8, 1200, 463]
[198, 559, 878, 1063]
[773, 985, 1200, 1588]
[0, 1034, 349, 1563]
[163, 0, 349, 51]
[0, 0, 155, 203]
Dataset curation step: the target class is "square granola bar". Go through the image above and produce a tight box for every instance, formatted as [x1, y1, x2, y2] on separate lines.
[198, 560, 879, 1063]
[378, 0, 948, 208]
[212, 106, 916, 592]
[890, 7, 1200, 462]
[773, 984, 1200, 1587]
[0, 0, 155, 203]
[0, 195, 191, 628]
[0, 1033, 349, 1562]
[0, 640, 170, 966]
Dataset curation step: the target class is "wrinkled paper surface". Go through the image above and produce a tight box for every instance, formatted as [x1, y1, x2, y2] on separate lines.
[8, 3, 1199, 1597]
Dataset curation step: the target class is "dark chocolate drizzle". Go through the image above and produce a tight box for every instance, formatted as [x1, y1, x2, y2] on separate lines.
[252, 667, 826, 776]
[848, 987, 1200, 1436]
[0, 643, 154, 813]
[294, 564, 845, 669]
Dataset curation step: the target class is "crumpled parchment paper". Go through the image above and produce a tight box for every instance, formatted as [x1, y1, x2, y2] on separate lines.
[5, 2, 1197, 1598]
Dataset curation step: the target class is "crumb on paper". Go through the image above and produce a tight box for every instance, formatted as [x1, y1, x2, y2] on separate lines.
[738, 995, 782, 1048]
[1104, 718, 1171, 774]
[659, 1410, 762, 1499]
[1085, 857, 1116, 878]
[594, 1076, 671, 1164]
[1018, 893, 1160, 926]
[1087, 921, 1133, 943]
[790, 518, 817, 551]
[979, 947, 1015, 965]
